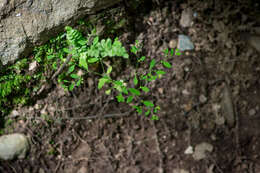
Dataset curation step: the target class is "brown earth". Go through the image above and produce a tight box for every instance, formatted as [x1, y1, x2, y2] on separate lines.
[1, 0, 260, 172]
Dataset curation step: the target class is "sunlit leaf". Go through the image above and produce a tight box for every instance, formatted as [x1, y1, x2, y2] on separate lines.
[67, 65, 75, 74]
[116, 94, 125, 102]
[145, 110, 151, 116]
[170, 48, 174, 56]
[162, 61, 172, 68]
[175, 48, 182, 56]
[164, 48, 169, 56]
[79, 53, 88, 71]
[140, 86, 149, 93]
[105, 89, 111, 95]
[133, 74, 138, 86]
[128, 88, 141, 96]
[93, 36, 99, 45]
[149, 59, 156, 70]
[107, 66, 112, 74]
[156, 70, 166, 75]
[98, 78, 109, 89]
[88, 57, 99, 63]
[138, 56, 146, 62]
[143, 100, 154, 107]
[70, 73, 79, 79]
[151, 115, 159, 120]
[127, 96, 134, 103]
[69, 83, 75, 91]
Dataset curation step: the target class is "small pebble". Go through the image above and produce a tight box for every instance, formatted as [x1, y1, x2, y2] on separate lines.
[169, 39, 177, 49]
[199, 94, 207, 103]
[248, 109, 256, 116]
[182, 89, 190, 95]
[184, 146, 193, 154]
[193, 142, 213, 161]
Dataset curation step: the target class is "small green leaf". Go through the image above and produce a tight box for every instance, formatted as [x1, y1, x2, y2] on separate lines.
[164, 48, 169, 56]
[156, 70, 166, 75]
[93, 36, 99, 45]
[98, 78, 109, 89]
[141, 75, 147, 80]
[175, 48, 182, 56]
[88, 57, 99, 63]
[151, 115, 159, 120]
[105, 89, 111, 95]
[143, 100, 154, 107]
[67, 65, 75, 74]
[113, 80, 124, 92]
[76, 79, 82, 86]
[138, 56, 146, 62]
[79, 53, 88, 71]
[131, 46, 138, 54]
[149, 59, 156, 70]
[123, 53, 129, 59]
[47, 55, 55, 60]
[106, 39, 112, 49]
[106, 66, 112, 74]
[162, 61, 172, 68]
[170, 48, 174, 56]
[116, 94, 125, 102]
[69, 83, 75, 91]
[145, 110, 151, 116]
[133, 105, 142, 115]
[70, 73, 79, 79]
[128, 88, 141, 96]
[140, 86, 149, 93]
[148, 75, 157, 81]
[154, 106, 161, 113]
[114, 80, 124, 86]
[127, 96, 134, 103]
[78, 39, 87, 46]
[133, 74, 138, 86]
[122, 87, 128, 94]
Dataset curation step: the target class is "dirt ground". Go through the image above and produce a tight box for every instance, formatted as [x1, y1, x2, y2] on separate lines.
[1, 0, 260, 172]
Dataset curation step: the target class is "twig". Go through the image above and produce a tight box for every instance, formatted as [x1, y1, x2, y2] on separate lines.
[36, 54, 72, 95]
[23, 112, 131, 124]
[51, 54, 72, 80]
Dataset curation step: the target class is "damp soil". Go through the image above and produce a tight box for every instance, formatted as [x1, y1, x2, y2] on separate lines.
[1, 0, 260, 172]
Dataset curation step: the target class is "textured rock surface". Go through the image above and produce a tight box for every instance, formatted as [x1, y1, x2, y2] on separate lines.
[0, 0, 121, 65]
[0, 133, 30, 160]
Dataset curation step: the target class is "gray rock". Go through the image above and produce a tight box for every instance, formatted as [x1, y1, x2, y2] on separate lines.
[177, 35, 194, 51]
[0, 133, 29, 160]
[193, 142, 213, 161]
[0, 0, 122, 65]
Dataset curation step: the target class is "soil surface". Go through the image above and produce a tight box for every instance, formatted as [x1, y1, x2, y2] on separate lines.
[1, 0, 260, 173]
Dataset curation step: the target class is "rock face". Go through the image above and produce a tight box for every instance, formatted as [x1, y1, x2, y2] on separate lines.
[0, 133, 30, 160]
[0, 0, 122, 65]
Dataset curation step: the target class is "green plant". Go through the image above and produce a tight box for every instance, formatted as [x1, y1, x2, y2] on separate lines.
[57, 26, 181, 120]
[0, 58, 32, 114]
[98, 42, 181, 120]
[55, 26, 129, 92]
